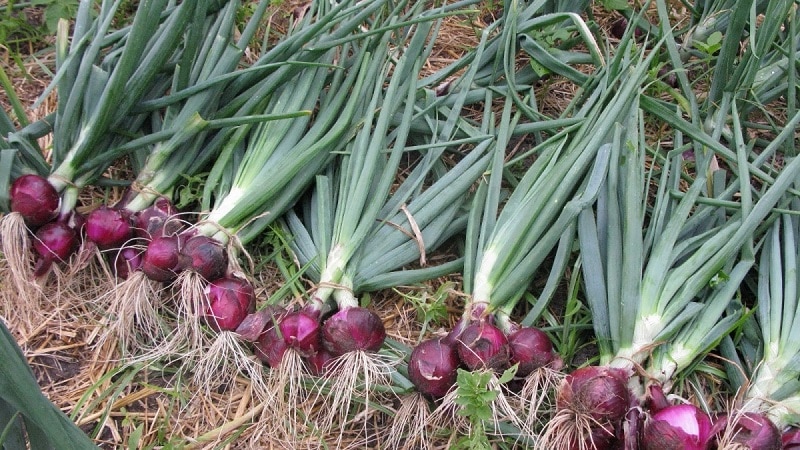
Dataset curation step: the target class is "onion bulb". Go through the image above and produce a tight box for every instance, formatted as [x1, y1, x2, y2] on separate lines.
[321, 307, 385, 356]
[408, 337, 461, 398]
[10, 174, 59, 227]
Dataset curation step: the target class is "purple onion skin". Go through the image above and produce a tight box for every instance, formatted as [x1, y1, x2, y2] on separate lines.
[718, 412, 781, 450]
[408, 338, 461, 398]
[86, 206, 132, 250]
[32, 221, 80, 276]
[641, 404, 714, 450]
[179, 235, 227, 281]
[235, 305, 286, 342]
[322, 307, 385, 356]
[141, 235, 183, 282]
[455, 320, 510, 371]
[10, 174, 59, 227]
[203, 277, 255, 332]
[508, 326, 557, 377]
[133, 197, 181, 238]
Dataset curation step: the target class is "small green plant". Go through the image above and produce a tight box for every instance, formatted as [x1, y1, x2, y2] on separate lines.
[693, 30, 723, 56]
[452, 366, 517, 450]
[395, 281, 451, 341]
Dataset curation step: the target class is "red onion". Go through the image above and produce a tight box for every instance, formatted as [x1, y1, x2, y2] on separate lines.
[141, 234, 183, 282]
[10, 174, 59, 227]
[558, 365, 633, 427]
[254, 310, 321, 367]
[641, 404, 714, 450]
[305, 348, 335, 376]
[85, 206, 132, 249]
[508, 326, 556, 377]
[112, 246, 143, 279]
[179, 235, 227, 281]
[203, 276, 255, 332]
[455, 320, 510, 371]
[133, 197, 180, 238]
[408, 337, 461, 398]
[321, 307, 385, 356]
[32, 220, 79, 276]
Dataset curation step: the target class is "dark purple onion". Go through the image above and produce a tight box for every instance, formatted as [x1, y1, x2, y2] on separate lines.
[203, 276, 255, 332]
[32, 221, 79, 276]
[720, 412, 781, 450]
[133, 197, 181, 238]
[85, 206, 132, 249]
[455, 320, 510, 371]
[321, 307, 386, 356]
[641, 404, 714, 450]
[557, 366, 632, 424]
[408, 338, 461, 398]
[112, 246, 143, 279]
[508, 326, 556, 376]
[10, 174, 59, 227]
[179, 235, 227, 281]
[141, 234, 183, 282]
[254, 324, 288, 367]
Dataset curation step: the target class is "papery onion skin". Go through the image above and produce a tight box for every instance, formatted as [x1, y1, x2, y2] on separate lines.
[235, 305, 286, 342]
[86, 206, 132, 250]
[455, 320, 510, 371]
[10, 174, 59, 227]
[641, 404, 714, 450]
[408, 338, 461, 398]
[321, 307, 385, 356]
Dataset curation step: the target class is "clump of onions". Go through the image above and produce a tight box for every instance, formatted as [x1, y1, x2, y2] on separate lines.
[408, 337, 462, 398]
[641, 404, 715, 450]
[321, 306, 386, 356]
[454, 319, 510, 371]
[10, 174, 60, 228]
[85, 206, 132, 250]
[141, 234, 183, 282]
[203, 276, 255, 332]
[32, 219, 81, 277]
